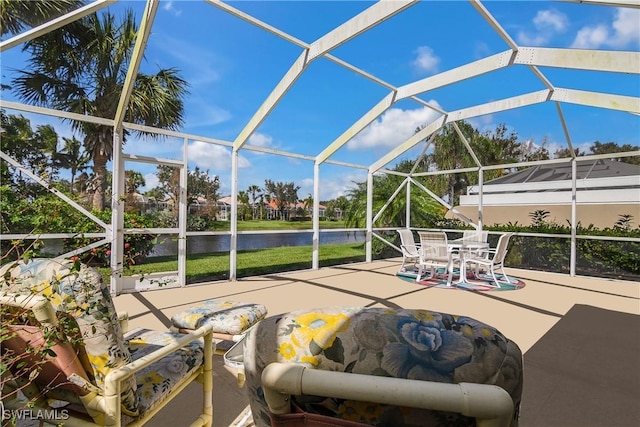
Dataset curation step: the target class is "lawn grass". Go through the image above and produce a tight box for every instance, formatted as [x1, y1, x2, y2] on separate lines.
[101, 242, 366, 283]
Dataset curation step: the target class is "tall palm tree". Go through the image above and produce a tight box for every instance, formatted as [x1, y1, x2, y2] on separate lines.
[12, 9, 189, 210]
[247, 184, 262, 219]
[0, 0, 83, 36]
[60, 136, 90, 193]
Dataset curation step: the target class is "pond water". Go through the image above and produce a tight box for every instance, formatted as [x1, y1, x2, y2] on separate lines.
[151, 231, 366, 256]
[38, 231, 366, 257]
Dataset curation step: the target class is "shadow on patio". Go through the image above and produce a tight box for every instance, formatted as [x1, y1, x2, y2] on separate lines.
[111, 258, 639, 427]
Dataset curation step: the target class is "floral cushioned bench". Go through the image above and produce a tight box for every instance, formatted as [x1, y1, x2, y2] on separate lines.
[0, 258, 209, 424]
[244, 307, 523, 427]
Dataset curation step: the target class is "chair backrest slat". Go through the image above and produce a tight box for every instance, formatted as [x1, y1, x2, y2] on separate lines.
[418, 231, 449, 259]
[397, 229, 419, 256]
[493, 233, 513, 264]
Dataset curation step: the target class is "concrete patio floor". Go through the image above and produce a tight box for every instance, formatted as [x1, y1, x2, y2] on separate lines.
[112, 258, 640, 427]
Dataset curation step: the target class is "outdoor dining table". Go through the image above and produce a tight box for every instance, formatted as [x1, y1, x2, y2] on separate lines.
[447, 238, 490, 285]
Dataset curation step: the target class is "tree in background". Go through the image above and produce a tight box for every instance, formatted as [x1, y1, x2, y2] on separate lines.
[153, 165, 220, 218]
[344, 160, 445, 230]
[264, 180, 300, 221]
[12, 9, 189, 211]
[60, 136, 91, 194]
[590, 141, 639, 165]
[238, 190, 251, 221]
[428, 122, 476, 206]
[0, 0, 83, 37]
[247, 184, 262, 219]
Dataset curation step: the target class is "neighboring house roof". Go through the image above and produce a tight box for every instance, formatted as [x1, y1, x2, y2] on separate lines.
[485, 159, 639, 186]
[451, 160, 640, 228]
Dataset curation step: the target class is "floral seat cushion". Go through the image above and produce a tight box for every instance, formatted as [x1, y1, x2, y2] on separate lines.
[0, 259, 139, 415]
[124, 328, 205, 415]
[171, 299, 267, 335]
[244, 307, 523, 427]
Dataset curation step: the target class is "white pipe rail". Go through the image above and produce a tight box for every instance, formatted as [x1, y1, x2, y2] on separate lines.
[262, 363, 514, 427]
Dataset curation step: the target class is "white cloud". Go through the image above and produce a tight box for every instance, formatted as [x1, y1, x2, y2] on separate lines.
[140, 172, 159, 193]
[297, 173, 365, 201]
[188, 140, 251, 171]
[534, 9, 568, 32]
[411, 46, 440, 74]
[321, 172, 365, 200]
[347, 105, 442, 150]
[163, 1, 182, 17]
[517, 9, 568, 46]
[610, 8, 640, 47]
[247, 132, 273, 147]
[572, 25, 609, 49]
[572, 8, 640, 49]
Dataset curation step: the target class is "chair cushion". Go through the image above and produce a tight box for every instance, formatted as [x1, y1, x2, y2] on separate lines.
[0, 259, 139, 415]
[171, 299, 267, 334]
[244, 307, 523, 427]
[124, 328, 205, 416]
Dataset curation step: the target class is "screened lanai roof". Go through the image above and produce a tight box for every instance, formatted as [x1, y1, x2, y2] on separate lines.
[1, 0, 638, 174]
[1, 0, 639, 291]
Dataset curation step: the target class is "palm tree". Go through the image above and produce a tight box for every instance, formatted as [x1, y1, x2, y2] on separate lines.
[60, 136, 91, 193]
[247, 184, 262, 220]
[0, 0, 83, 36]
[302, 193, 313, 219]
[12, 9, 189, 210]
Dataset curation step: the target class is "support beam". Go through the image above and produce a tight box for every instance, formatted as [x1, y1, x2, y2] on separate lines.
[555, 102, 576, 158]
[470, 0, 519, 51]
[178, 138, 189, 287]
[562, 0, 640, 9]
[0, 151, 108, 229]
[307, 0, 417, 61]
[366, 172, 374, 263]
[397, 50, 514, 100]
[110, 129, 125, 295]
[551, 88, 640, 113]
[312, 163, 320, 269]
[515, 47, 640, 74]
[370, 115, 446, 173]
[316, 92, 397, 164]
[113, 0, 159, 129]
[233, 50, 309, 151]
[230, 151, 239, 280]
[448, 90, 550, 122]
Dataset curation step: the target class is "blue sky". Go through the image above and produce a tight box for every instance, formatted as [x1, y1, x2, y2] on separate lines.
[1, 1, 639, 201]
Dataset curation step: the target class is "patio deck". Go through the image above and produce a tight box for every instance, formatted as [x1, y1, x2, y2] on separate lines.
[112, 258, 640, 427]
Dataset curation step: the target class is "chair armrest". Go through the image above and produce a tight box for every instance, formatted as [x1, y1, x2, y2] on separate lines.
[104, 323, 214, 388]
[117, 311, 129, 333]
[261, 363, 514, 427]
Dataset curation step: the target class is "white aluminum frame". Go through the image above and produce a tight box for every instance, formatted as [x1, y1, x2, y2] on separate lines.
[1, 0, 638, 293]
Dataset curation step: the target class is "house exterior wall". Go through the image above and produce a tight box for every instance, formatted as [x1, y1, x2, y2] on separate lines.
[448, 203, 640, 228]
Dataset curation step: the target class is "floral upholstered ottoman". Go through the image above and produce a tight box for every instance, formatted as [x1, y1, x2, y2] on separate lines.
[171, 299, 267, 351]
[244, 307, 523, 427]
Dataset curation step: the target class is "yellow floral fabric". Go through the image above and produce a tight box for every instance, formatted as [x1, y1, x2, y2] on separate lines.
[125, 328, 205, 415]
[171, 299, 267, 334]
[244, 307, 523, 427]
[0, 258, 138, 414]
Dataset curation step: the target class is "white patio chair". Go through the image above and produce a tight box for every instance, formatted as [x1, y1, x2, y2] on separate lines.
[416, 231, 457, 285]
[397, 229, 420, 273]
[464, 232, 514, 287]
